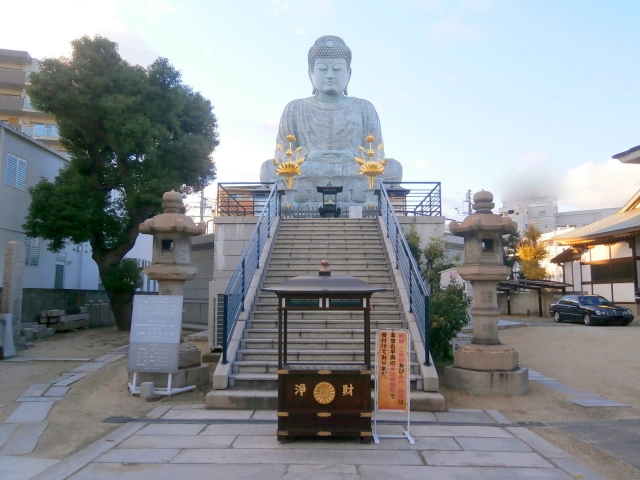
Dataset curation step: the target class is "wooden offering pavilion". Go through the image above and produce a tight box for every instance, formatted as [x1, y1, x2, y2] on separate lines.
[262, 260, 385, 442]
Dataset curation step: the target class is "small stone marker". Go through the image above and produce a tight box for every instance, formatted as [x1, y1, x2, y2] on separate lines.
[140, 382, 155, 400]
[1, 241, 26, 336]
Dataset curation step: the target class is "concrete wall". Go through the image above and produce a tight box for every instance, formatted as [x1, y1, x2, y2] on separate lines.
[182, 234, 215, 326]
[399, 216, 445, 251]
[498, 290, 564, 317]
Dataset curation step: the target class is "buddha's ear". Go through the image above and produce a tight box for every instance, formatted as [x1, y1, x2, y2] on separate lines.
[344, 68, 352, 96]
[308, 68, 317, 95]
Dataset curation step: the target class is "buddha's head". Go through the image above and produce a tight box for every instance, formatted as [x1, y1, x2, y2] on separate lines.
[308, 35, 352, 96]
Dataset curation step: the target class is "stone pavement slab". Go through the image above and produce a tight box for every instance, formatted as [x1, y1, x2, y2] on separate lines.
[411, 425, 514, 437]
[0, 421, 48, 456]
[68, 463, 287, 480]
[200, 423, 277, 436]
[137, 423, 205, 436]
[161, 409, 254, 420]
[358, 465, 575, 480]
[16, 396, 63, 402]
[45, 386, 70, 397]
[232, 434, 462, 451]
[95, 448, 180, 463]
[0, 423, 17, 447]
[31, 423, 145, 480]
[71, 362, 107, 372]
[571, 397, 630, 407]
[454, 436, 532, 452]
[93, 353, 126, 364]
[21, 384, 49, 397]
[485, 409, 514, 424]
[422, 451, 553, 467]
[53, 374, 86, 386]
[120, 434, 235, 449]
[506, 427, 570, 459]
[434, 411, 497, 424]
[4, 401, 54, 423]
[0, 456, 59, 480]
[171, 447, 424, 465]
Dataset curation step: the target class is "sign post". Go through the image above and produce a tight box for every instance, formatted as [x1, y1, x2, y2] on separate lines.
[127, 295, 195, 396]
[373, 328, 414, 444]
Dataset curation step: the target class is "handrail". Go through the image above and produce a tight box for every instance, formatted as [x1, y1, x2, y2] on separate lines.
[222, 183, 279, 363]
[379, 186, 431, 366]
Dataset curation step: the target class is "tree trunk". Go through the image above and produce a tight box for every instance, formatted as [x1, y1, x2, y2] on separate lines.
[106, 288, 135, 331]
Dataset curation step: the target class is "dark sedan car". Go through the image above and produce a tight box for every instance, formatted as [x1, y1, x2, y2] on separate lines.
[549, 295, 634, 326]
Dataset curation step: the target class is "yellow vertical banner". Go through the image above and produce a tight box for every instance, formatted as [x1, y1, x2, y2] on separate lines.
[376, 329, 409, 411]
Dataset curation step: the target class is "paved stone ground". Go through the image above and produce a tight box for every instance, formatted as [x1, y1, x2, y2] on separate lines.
[0, 405, 609, 480]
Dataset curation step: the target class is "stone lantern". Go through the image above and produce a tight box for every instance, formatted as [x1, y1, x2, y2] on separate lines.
[139, 190, 206, 296]
[445, 190, 529, 395]
[136, 190, 208, 386]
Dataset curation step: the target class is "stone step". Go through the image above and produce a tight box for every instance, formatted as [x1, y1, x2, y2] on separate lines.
[236, 349, 417, 363]
[244, 328, 410, 340]
[241, 337, 381, 351]
[248, 319, 405, 331]
[267, 256, 388, 264]
[253, 301, 400, 312]
[228, 372, 423, 390]
[206, 389, 446, 412]
[249, 309, 404, 320]
[232, 360, 422, 375]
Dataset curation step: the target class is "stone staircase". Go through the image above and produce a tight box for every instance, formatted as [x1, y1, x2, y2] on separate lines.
[207, 217, 444, 410]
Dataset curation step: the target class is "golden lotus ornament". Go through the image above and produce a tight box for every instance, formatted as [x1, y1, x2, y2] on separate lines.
[354, 135, 387, 189]
[274, 136, 305, 189]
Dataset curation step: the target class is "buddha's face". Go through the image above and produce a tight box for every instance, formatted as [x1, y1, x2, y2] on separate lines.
[309, 57, 351, 95]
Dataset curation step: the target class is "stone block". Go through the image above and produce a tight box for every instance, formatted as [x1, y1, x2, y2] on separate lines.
[129, 364, 210, 389]
[140, 382, 155, 400]
[444, 366, 529, 396]
[454, 344, 519, 371]
[178, 342, 202, 368]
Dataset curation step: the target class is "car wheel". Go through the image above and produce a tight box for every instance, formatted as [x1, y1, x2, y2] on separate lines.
[622, 320, 631, 326]
[583, 314, 593, 326]
[554, 312, 562, 323]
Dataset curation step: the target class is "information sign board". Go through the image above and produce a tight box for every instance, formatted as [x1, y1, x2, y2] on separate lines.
[375, 329, 410, 411]
[128, 295, 183, 373]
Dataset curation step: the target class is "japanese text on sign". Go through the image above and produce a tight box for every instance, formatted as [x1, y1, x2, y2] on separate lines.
[376, 329, 409, 411]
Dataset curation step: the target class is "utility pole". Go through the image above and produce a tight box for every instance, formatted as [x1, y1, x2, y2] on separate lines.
[463, 189, 473, 216]
[199, 190, 205, 223]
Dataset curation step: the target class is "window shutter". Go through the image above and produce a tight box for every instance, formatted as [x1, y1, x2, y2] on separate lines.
[6, 154, 27, 190]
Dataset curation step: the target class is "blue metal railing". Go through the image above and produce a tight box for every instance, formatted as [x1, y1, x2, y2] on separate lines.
[222, 183, 278, 363]
[380, 186, 431, 366]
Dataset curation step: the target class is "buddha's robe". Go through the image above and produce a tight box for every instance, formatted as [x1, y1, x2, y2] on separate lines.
[260, 96, 402, 203]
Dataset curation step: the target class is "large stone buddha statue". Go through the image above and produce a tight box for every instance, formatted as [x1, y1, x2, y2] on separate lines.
[260, 35, 402, 204]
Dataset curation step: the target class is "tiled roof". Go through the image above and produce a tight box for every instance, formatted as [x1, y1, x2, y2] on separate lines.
[552, 208, 640, 246]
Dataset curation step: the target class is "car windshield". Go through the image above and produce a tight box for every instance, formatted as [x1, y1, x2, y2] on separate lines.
[579, 296, 611, 306]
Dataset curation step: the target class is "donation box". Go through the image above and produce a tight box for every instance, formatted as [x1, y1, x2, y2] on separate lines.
[262, 260, 385, 442]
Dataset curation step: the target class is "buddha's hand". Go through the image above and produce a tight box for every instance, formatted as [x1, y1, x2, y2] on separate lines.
[305, 150, 355, 165]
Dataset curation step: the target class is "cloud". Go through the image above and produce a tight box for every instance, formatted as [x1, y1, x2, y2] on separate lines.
[295, 29, 308, 35]
[0, 1, 158, 65]
[559, 159, 640, 209]
[498, 152, 561, 202]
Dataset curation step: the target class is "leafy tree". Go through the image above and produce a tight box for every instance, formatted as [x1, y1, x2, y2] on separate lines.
[422, 235, 460, 293]
[404, 224, 423, 267]
[23, 36, 219, 330]
[502, 231, 521, 276]
[516, 224, 549, 280]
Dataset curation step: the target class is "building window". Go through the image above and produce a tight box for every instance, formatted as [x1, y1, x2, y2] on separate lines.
[6, 154, 27, 190]
[22, 236, 40, 267]
[588, 258, 634, 283]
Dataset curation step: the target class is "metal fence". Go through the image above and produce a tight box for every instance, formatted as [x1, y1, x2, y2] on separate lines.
[382, 182, 441, 217]
[221, 183, 278, 363]
[380, 187, 431, 366]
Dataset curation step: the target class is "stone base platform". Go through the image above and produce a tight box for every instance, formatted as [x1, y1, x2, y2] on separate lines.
[206, 389, 446, 411]
[444, 366, 529, 396]
[129, 364, 211, 389]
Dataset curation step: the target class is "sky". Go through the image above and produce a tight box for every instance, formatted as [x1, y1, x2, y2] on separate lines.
[2, 0, 640, 221]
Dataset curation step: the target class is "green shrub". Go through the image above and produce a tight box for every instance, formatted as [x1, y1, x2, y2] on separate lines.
[429, 280, 471, 363]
